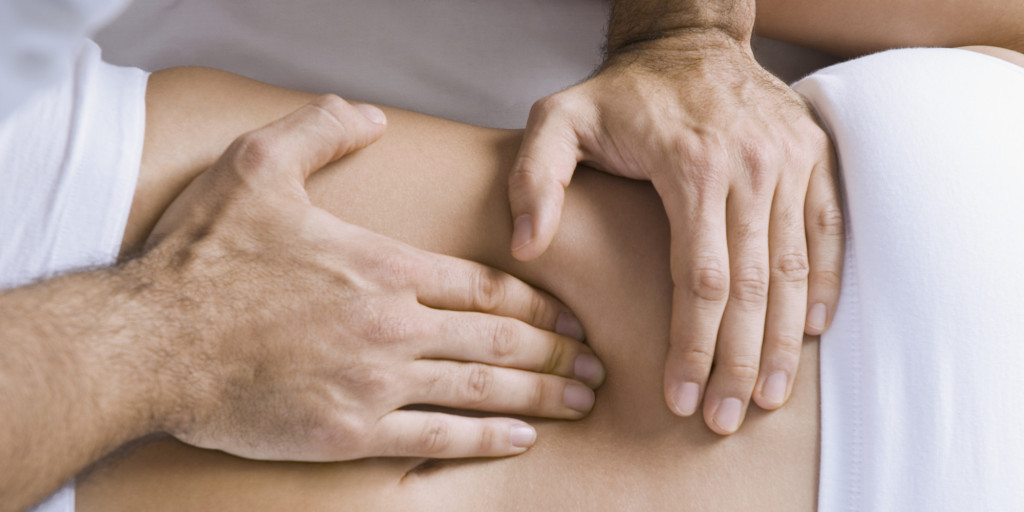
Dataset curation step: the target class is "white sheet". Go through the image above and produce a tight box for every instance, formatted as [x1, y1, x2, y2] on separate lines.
[94, 0, 835, 128]
[795, 48, 1024, 511]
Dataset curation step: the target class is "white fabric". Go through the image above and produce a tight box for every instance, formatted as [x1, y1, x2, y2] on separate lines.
[0, 39, 147, 290]
[96, 0, 610, 128]
[0, 0, 132, 119]
[93, 0, 835, 128]
[794, 48, 1024, 511]
[26, 483, 75, 512]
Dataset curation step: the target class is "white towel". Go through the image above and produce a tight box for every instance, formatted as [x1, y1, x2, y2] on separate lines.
[795, 48, 1024, 511]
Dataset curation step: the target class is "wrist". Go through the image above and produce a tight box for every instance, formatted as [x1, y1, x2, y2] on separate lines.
[112, 253, 212, 437]
[601, 29, 757, 78]
[606, 0, 755, 57]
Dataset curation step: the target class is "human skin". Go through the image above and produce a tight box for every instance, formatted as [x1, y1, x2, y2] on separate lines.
[514, 0, 1024, 436]
[2, 54, 603, 512]
[512, 0, 843, 435]
[78, 44, 1024, 511]
[76, 65, 821, 511]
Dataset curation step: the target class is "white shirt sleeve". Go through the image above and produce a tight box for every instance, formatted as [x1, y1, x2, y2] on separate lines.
[0, 39, 148, 290]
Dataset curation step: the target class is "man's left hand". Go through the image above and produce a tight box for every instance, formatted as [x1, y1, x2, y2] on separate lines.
[507, 33, 844, 435]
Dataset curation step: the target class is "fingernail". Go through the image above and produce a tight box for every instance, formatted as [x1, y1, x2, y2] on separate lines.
[713, 398, 743, 434]
[563, 383, 595, 412]
[511, 214, 533, 252]
[355, 103, 386, 125]
[762, 371, 788, 407]
[556, 312, 585, 341]
[806, 303, 827, 334]
[573, 353, 604, 387]
[672, 382, 701, 416]
[510, 425, 537, 448]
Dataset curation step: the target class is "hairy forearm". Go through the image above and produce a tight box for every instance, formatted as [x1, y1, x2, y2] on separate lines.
[606, 0, 756, 55]
[755, 0, 1024, 56]
[0, 264, 175, 511]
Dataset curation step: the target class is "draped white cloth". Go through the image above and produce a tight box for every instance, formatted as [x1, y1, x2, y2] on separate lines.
[795, 48, 1024, 511]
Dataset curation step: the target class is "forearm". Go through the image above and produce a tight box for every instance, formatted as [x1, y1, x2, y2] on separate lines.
[755, 0, 1024, 56]
[0, 264, 175, 511]
[606, 0, 756, 55]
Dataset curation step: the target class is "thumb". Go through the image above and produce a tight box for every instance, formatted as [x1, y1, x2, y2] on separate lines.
[223, 94, 387, 186]
[508, 96, 585, 261]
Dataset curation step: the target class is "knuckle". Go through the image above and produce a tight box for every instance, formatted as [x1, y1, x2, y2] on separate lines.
[374, 250, 418, 287]
[677, 344, 715, 371]
[525, 292, 553, 327]
[772, 251, 810, 283]
[478, 423, 497, 453]
[341, 366, 393, 401]
[730, 265, 770, 305]
[689, 264, 730, 303]
[722, 355, 761, 383]
[812, 268, 843, 290]
[471, 268, 507, 313]
[740, 143, 778, 188]
[227, 131, 282, 176]
[362, 309, 414, 344]
[308, 96, 351, 135]
[531, 93, 573, 119]
[462, 365, 494, 404]
[488, 319, 519, 361]
[677, 141, 728, 188]
[770, 334, 805, 360]
[528, 377, 549, 411]
[314, 93, 349, 114]
[541, 337, 568, 374]
[417, 418, 452, 456]
[814, 204, 845, 238]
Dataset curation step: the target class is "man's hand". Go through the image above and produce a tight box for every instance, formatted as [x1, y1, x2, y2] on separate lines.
[508, 18, 843, 433]
[139, 95, 603, 460]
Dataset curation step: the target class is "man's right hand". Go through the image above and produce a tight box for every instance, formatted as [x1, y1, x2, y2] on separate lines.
[136, 95, 603, 461]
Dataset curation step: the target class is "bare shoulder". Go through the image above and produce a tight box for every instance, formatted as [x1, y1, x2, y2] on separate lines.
[960, 46, 1024, 68]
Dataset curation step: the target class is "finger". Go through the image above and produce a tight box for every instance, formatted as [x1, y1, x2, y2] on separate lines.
[419, 311, 604, 388]
[374, 410, 538, 458]
[701, 188, 771, 435]
[753, 178, 810, 411]
[804, 151, 844, 335]
[413, 251, 586, 341]
[217, 95, 387, 186]
[408, 361, 595, 420]
[508, 93, 588, 261]
[658, 180, 730, 419]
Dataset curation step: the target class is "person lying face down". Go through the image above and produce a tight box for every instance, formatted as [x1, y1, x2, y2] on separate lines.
[6, 1, 1024, 511]
[75, 44, 1024, 511]
[3, 0, 847, 508]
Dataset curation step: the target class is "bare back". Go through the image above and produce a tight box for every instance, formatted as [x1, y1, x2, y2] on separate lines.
[78, 68, 820, 511]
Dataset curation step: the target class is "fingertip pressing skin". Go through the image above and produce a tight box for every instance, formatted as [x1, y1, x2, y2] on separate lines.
[509, 424, 538, 450]
[354, 103, 387, 125]
[804, 303, 828, 335]
[555, 311, 585, 341]
[573, 353, 605, 388]
[509, 192, 565, 262]
[708, 397, 744, 435]
[756, 370, 790, 410]
[669, 381, 702, 417]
